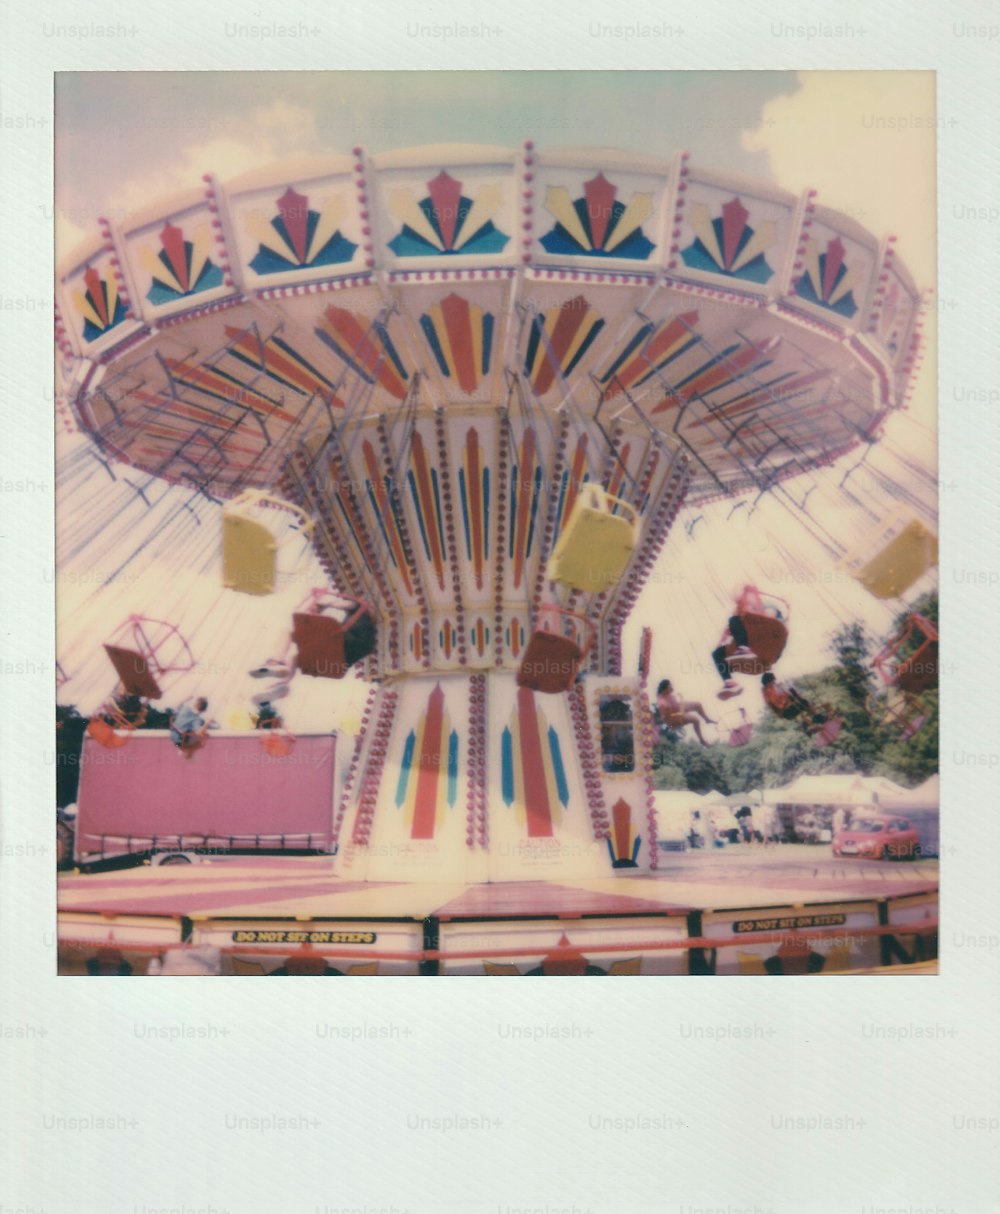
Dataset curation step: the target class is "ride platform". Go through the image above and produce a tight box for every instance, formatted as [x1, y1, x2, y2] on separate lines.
[57, 852, 938, 977]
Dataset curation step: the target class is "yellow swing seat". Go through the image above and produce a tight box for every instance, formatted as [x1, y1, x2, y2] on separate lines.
[546, 485, 640, 592]
[844, 515, 938, 600]
[222, 490, 315, 597]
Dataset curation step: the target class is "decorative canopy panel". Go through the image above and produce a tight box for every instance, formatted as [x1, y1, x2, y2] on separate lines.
[57, 143, 925, 679]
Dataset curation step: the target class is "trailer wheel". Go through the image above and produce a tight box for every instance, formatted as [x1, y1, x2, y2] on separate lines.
[157, 853, 193, 866]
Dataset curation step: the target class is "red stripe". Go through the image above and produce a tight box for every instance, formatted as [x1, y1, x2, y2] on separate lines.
[822, 238, 845, 302]
[428, 172, 463, 250]
[612, 798, 632, 859]
[721, 198, 749, 271]
[516, 688, 553, 838]
[411, 685, 445, 839]
[441, 293, 478, 395]
[278, 188, 309, 264]
[584, 174, 616, 251]
[605, 312, 699, 399]
[84, 266, 108, 326]
[534, 295, 589, 396]
[362, 440, 413, 597]
[160, 223, 189, 292]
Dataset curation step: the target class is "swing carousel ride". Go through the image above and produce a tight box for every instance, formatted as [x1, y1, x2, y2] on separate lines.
[55, 144, 939, 975]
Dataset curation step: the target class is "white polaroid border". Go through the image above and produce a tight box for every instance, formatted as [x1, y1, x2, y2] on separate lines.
[2, 2, 997, 1211]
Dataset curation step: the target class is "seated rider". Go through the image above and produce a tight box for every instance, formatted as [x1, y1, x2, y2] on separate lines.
[711, 615, 756, 699]
[252, 701, 283, 731]
[171, 697, 214, 759]
[655, 679, 716, 748]
[760, 673, 828, 735]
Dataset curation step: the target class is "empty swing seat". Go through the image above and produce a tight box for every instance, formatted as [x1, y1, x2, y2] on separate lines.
[261, 730, 296, 758]
[882, 690, 929, 739]
[547, 485, 640, 592]
[724, 716, 754, 748]
[896, 639, 938, 695]
[846, 516, 938, 600]
[813, 718, 843, 748]
[102, 616, 195, 701]
[293, 601, 376, 679]
[103, 643, 163, 699]
[873, 614, 939, 697]
[86, 716, 131, 749]
[517, 606, 592, 694]
[222, 491, 314, 597]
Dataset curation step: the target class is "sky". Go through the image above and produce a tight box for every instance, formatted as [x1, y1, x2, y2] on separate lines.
[54, 70, 938, 728]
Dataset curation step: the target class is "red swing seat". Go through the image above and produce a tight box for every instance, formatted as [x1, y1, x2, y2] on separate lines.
[517, 605, 593, 694]
[874, 614, 938, 697]
[292, 591, 376, 679]
[728, 585, 790, 673]
[86, 716, 131, 749]
[261, 729, 296, 758]
[103, 616, 195, 699]
[103, 644, 163, 700]
[896, 640, 938, 695]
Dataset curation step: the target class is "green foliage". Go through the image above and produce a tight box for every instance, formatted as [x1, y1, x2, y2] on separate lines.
[651, 594, 939, 791]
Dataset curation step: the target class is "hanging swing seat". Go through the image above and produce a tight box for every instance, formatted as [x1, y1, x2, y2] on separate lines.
[86, 715, 131, 749]
[727, 585, 790, 672]
[812, 717, 843, 748]
[222, 490, 315, 597]
[881, 688, 934, 740]
[103, 644, 163, 699]
[292, 590, 376, 679]
[103, 616, 195, 699]
[898, 712, 931, 742]
[722, 709, 754, 748]
[844, 515, 938, 600]
[547, 485, 640, 592]
[103, 695, 148, 730]
[260, 728, 296, 758]
[874, 614, 939, 696]
[896, 641, 939, 696]
[517, 605, 593, 693]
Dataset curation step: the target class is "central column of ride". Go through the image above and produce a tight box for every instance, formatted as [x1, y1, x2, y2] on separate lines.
[286, 400, 690, 883]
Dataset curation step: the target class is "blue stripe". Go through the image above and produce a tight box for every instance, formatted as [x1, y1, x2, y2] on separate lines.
[548, 726, 569, 807]
[395, 731, 416, 807]
[447, 731, 458, 807]
[407, 470, 433, 560]
[481, 312, 494, 374]
[501, 728, 514, 806]
[458, 468, 472, 561]
[419, 314, 451, 377]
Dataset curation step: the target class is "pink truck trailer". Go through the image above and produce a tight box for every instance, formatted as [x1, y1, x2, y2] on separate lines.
[70, 730, 338, 869]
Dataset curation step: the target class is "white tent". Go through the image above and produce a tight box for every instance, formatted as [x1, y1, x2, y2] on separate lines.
[878, 774, 939, 812]
[763, 773, 909, 806]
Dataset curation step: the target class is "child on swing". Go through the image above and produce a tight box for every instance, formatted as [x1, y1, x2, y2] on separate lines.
[655, 679, 716, 747]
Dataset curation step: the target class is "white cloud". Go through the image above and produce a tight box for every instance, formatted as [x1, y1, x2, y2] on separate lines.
[743, 71, 937, 446]
[742, 71, 936, 287]
[117, 100, 325, 212]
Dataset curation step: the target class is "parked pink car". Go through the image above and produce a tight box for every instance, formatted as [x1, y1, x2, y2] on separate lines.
[832, 814, 921, 860]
